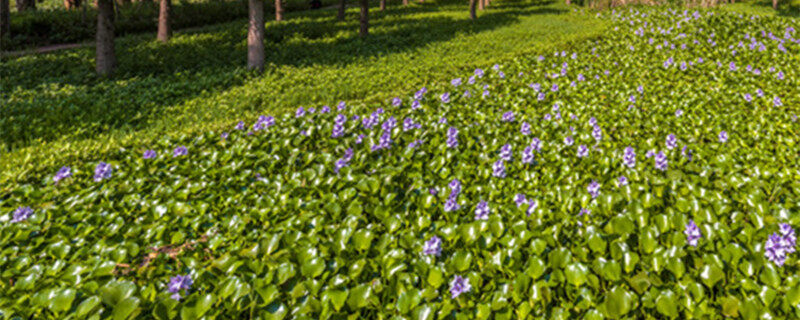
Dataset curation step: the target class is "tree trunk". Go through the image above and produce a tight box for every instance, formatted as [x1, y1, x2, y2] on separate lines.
[469, 0, 476, 19]
[157, 0, 171, 42]
[64, 0, 82, 9]
[359, 0, 368, 37]
[772, 0, 777, 9]
[16, 0, 35, 11]
[337, 0, 345, 20]
[565, 0, 570, 4]
[477, 0, 483, 11]
[248, 0, 265, 71]
[1, 0, 9, 39]
[275, 0, 283, 21]
[402, 0, 407, 5]
[96, 0, 116, 76]
[379, 0, 385, 10]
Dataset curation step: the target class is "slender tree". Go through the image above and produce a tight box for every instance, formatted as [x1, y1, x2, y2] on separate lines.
[16, 0, 35, 11]
[402, 0, 407, 5]
[772, 0, 778, 9]
[478, 0, 483, 11]
[359, 0, 368, 37]
[337, 0, 346, 20]
[275, 0, 283, 21]
[63, 0, 82, 9]
[379, 0, 385, 11]
[469, 0, 476, 19]
[248, 0, 265, 71]
[157, 0, 171, 42]
[565, 0, 570, 5]
[96, 0, 116, 75]
[1, 0, 9, 39]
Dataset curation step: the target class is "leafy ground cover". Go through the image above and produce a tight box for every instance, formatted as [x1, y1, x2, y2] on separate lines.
[0, 0, 607, 179]
[2, 3, 800, 320]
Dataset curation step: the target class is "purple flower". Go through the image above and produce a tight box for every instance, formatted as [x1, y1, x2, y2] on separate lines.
[777, 71, 785, 80]
[320, 105, 331, 113]
[756, 89, 764, 97]
[592, 126, 602, 142]
[765, 231, 792, 267]
[521, 146, 534, 164]
[474, 201, 490, 220]
[498, 71, 505, 79]
[675, 109, 683, 117]
[93, 162, 113, 182]
[718, 131, 728, 143]
[167, 274, 193, 300]
[392, 97, 402, 107]
[382, 117, 397, 131]
[444, 197, 460, 212]
[439, 117, 448, 124]
[531, 83, 541, 91]
[744, 93, 752, 102]
[221, 132, 229, 140]
[337, 101, 347, 111]
[441, 92, 451, 104]
[173, 146, 188, 157]
[684, 220, 702, 247]
[588, 117, 597, 127]
[296, 107, 306, 118]
[526, 200, 538, 216]
[655, 151, 668, 171]
[451, 78, 462, 87]
[537, 92, 546, 101]
[499, 144, 512, 161]
[447, 127, 459, 148]
[521, 122, 531, 135]
[334, 148, 354, 173]
[618, 176, 628, 187]
[308, 107, 316, 114]
[235, 121, 245, 130]
[411, 100, 421, 110]
[502, 111, 515, 122]
[448, 179, 461, 195]
[463, 90, 471, 98]
[530, 138, 542, 152]
[449, 275, 471, 299]
[579, 207, 590, 216]
[623, 146, 636, 168]
[665, 134, 678, 150]
[53, 166, 72, 183]
[415, 87, 427, 100]
[577, 145, 588, 158]
[371, 131, 392, 151]
[514, 194, 527, 207]
[492, 160, 506, 178]
[564, 136, 574, 146]
[403, 118, 421, 132]
[11, 206, 34, 223]
[332, 124, 344, 138]
[423, 236, 442, 256]
[587, 180, 600, 199]
[408, 140, 423, 148]
[475, 68, 484, 78]
[774, 96, 783, 107]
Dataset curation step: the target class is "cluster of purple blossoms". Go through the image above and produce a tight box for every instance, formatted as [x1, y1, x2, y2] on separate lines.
[167, 274, 193, 300]
[526, 199, 538, 216]
[403, 118, 421, 132]
[410, 100, 421, 110]
[423, 235, 442, 256]
[499, 144, 513, 161]
[53, 166, 72, 183]
[765, 223, 796, 266]
[675, 109, 684, 117]
[11, 206, 34, 223]
[235, 121, 246, 130]
[492, 160, 506, 178]
[362, 112, 380, 130]
[371, 131, 393, 151]
[446, 127, 459, 148]
[655, 151, 668, 171]
[502, 111, 515, 122]
[577, 145, 589, 158]
[451, 78, 462, 87]
[684, 220, 702, 247]
[592, 126, 602, 142]
[475, 68, 484, 78]
[474, 201, 490, 220]
[718, 131, 728, 143]
[564, 136, 574, 146]
[514, 194, 527, 207]
[521, 146, 535, 164]
[521, 122, 531, 135]
[587, 180, 600, 199]
[173, 146, 188, 157]
[382, 117, 397, 131]
[334, 149, 354, 173]
[253, 115, 276, 131]
[449, 275, 471, 299]
[332, 114, 347, 138]
[414, 87, 427, 100]
[530, 138, 542, 152]
[392, 97, 402, 107]
[408, 140, 424, 149]
[665, 134, 678, 150]
[337, 101, 347, 111]
[94, 162, 113, 182]
[623, 146, 636, 168]
[579, 207, 590, 217]
[444, 179, 462, 212]
[221, 132, 229, 140]
[320, 105, 331, 113]
[588, 117, 597, 127]
[441, 92, 451, 104]
[143, 150, 157, 159]
[618, 176, 629, 187]
[355, 134, 365, 144]
[295, 107, 306, 118]
[774, 96, 783, 107]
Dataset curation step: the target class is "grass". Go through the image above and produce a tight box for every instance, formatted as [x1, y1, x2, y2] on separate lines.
[0, 0, 609, 182]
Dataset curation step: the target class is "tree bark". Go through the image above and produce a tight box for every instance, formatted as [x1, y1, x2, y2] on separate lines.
[359, 0, 368, 37]
[337, 0, 345, 20]
[96, 0, 116, 76]
[1, 0, 9, 39]
[402, 0, 407, 5]
[469, 0, 476, 19]
[157, 0, 171, 42]
[379, 0, 385, 11]
[772, 0, 777, 9]
[16, 0, 35, 11]
[247, 0, 265, 71]
[275, 0, 283, 21]
[565, 0, 570, 4]
[64, 0, 82, 9]
[477, 0, 483, 11]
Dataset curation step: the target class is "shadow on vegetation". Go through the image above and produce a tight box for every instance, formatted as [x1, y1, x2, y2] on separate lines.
[0, 0, 560, 151]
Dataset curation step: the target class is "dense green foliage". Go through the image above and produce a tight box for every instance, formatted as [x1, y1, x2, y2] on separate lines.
[2, 0, 339, 50]
[0, 0, 606, 179]
[2, 3, 800, 319]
